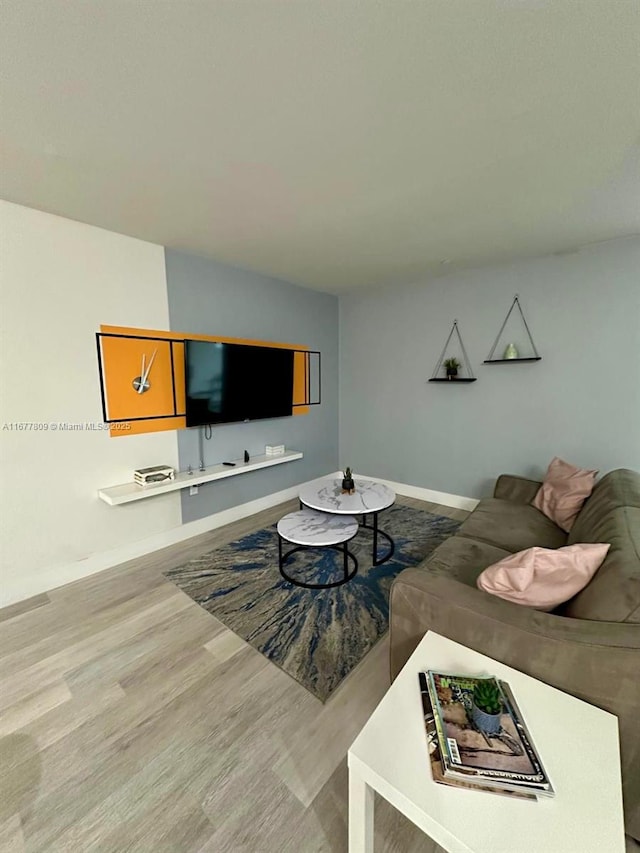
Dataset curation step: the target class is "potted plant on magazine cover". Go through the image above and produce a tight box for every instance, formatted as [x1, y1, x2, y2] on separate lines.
[472, 680, 503, 734]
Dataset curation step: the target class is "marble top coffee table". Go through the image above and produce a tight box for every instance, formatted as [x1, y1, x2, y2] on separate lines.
[298, 478, 396, 566]
[277, 509, 359, 589]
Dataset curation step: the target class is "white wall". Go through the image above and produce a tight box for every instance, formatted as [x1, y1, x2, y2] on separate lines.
[0, 201, 181, 605]
[340, 238, 640, 499]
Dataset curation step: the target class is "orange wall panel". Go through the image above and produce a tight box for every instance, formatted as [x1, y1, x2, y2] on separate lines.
[293, 351, 310, 416]
[100, 336, 176, 422]
[98, 325, 311, 437]
[172, 340, 186, 415]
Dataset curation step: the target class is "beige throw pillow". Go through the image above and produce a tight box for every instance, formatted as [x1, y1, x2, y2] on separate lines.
[532, 457, 598, 532]
[477, 543, 610, 610]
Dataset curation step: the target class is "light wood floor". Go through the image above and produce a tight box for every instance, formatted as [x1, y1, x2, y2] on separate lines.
[0, 496, 467, 853]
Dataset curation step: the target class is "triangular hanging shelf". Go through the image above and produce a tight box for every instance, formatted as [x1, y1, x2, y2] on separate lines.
[428, 320, 477, 383]
[484, 294, 542, 363]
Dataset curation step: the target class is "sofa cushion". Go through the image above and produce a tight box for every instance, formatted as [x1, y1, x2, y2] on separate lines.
[424, 536, 512, 587]
[558, 507, 640, 623]
[477, 543, 610, 610]
[532, 456, 598, 532]
[569, 468, 640, 545]
[493, 474, 542, 504]
[457, 498, 567, 553]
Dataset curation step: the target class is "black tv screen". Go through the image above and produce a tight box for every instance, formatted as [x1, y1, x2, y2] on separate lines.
[184, 340, 295, 427]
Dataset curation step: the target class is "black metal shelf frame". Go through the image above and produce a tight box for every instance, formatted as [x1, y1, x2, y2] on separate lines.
[484, 357, 542, 364]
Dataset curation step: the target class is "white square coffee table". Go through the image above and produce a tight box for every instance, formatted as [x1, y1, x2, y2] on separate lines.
[348, 631, 624, 853]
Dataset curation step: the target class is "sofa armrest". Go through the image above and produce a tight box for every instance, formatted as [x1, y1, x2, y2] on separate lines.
[390, 570, 640, 676]
[493, 473, 542, 503]
[389, 570, 640, 840]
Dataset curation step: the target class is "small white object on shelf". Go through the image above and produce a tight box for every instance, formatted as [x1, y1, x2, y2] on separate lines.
[134, 464, 175, 485]
[99, 450, 303, 506]
[266, 444, 285, 456]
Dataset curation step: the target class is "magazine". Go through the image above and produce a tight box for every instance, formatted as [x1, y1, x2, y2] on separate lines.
[418, 673, 535, 800]
[424, 671, 554, 797]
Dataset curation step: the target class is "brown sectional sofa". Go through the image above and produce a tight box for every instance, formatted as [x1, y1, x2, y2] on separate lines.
[389, 468, 640, 841]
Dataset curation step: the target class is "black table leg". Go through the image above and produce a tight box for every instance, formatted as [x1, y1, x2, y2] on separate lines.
[359, 511, 395, 565]
[279, 539, 358, 589]
[373, 512, 378, 562]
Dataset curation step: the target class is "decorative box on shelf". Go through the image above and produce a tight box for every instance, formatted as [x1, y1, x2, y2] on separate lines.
[134, 465, 175, 485]
[265, 444, 285, 456]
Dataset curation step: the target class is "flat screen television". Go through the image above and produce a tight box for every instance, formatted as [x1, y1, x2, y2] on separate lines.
[184, 339, 295, 427]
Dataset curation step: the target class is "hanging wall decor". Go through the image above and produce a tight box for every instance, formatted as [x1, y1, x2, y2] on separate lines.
[428, 320, 477, 383]
[484, 295, 542, 363]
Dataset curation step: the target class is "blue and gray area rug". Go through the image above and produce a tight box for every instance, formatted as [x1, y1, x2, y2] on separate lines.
[165, 505, 460, 702]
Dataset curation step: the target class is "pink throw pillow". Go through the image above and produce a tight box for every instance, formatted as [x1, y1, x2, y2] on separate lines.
[532, 457, 598, 532]
[477, 543, 610, 610]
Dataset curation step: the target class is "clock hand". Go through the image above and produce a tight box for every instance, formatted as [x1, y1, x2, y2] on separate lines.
[140, 349, 157, 390]
[137, 354, 146, 394]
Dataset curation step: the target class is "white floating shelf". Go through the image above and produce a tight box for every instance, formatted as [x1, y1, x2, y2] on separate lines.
[98, 450, 303, 506]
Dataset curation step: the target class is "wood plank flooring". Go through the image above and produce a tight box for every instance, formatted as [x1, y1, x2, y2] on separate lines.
[0, 497, 467, 853]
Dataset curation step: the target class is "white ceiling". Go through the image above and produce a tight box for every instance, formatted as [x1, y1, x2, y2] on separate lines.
[1, 1, 639, 292]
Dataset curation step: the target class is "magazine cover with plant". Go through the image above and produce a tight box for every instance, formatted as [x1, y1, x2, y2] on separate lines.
[428, 672, 543, 780]
[418, 673, 535, 799]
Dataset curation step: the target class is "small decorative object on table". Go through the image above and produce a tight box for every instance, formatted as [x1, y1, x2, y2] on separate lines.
[471, 679, 503, 734]
[443, 357, 461, 379]
[341, 467, 355, 494]
[503, 342, 519, 359]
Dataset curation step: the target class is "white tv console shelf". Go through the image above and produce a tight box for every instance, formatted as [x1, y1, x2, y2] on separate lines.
[98, 450, 303, 506]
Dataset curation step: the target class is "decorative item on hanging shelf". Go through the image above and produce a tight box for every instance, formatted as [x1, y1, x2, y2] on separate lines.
[265, 444, 285, 456]
[443, 357, 461, 379]
[134, 464, 175, 486]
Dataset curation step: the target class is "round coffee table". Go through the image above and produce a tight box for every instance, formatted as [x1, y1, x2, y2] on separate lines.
[298, 478, 396, 566]
[277, 509, 359, 589]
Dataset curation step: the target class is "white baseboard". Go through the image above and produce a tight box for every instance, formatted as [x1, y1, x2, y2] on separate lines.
[0, 476, 330, 610]
[341, 472, 479, 512]
[2, 471, 475, 610]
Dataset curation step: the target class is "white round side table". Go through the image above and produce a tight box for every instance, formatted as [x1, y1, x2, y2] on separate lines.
[277, 509, 359, 589]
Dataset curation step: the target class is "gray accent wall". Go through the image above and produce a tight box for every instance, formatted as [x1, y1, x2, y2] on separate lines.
[339, 238, 640, 499]
[165, 250, 339, 523]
